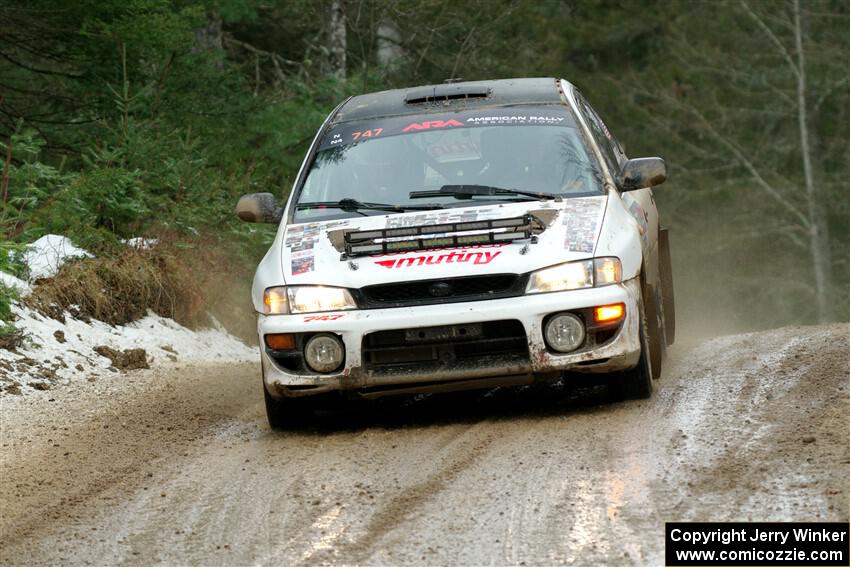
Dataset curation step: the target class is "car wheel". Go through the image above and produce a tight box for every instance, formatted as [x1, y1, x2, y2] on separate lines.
[609, 292, 654, 401]
[263, 382, 315, 430]
[659, 228, 676, 346]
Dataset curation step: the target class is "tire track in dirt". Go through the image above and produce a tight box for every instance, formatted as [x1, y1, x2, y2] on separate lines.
[686, 327, 849, 519]
[327, 422, 498, 564]
[0, 363, 259, 552]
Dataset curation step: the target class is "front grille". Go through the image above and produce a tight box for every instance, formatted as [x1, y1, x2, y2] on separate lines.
[363, 320, 529, 372]
[358, 274, 524, 308]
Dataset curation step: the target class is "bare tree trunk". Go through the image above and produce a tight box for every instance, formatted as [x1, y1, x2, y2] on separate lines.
[328, 0, 347, 78]
[194, 11, 222, 52]
[793, 0, 832, 322]
[377, 21, 401, 67]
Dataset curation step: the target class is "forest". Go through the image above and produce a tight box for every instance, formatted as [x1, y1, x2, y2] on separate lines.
[1, 0, 848, 343]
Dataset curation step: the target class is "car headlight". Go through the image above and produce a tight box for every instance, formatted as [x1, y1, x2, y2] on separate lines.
[262, 286, 357, 314]
[526, 257, 622, 294]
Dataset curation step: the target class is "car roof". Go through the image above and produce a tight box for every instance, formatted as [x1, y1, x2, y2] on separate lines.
[332, 77, 570, 124]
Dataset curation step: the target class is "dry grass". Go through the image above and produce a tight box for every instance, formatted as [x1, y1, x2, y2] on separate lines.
[0, 325, 25, 350]
[25, 237, 257, 342]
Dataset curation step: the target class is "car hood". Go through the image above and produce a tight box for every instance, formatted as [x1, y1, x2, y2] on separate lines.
[280, 196, 609, 288]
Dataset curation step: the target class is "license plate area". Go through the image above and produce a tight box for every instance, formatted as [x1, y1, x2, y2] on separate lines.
[404, 323, 483, 343]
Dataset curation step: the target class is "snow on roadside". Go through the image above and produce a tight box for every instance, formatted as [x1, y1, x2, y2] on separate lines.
[0, 271, 30, 295]
[22, 234, 92, 281]
[0, 303, 255, 396]
[2, 233, 256, 397]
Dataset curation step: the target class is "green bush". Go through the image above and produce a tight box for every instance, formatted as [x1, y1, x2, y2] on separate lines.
[0, 241, 24, 347]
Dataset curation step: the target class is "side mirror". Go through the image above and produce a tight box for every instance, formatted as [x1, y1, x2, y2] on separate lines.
[236, 193, 283, 224]
[618, 157, 667, 192]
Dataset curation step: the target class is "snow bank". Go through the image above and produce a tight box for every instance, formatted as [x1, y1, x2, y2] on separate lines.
[23, 234, 91, 281]
[0, 303, 255, 395]
[0, 271, 30, 294]
[2, 233, 256, 397]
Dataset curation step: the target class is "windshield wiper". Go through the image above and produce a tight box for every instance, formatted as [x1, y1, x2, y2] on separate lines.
[409, 184, 560, 201]
[296, 198, 444, 214]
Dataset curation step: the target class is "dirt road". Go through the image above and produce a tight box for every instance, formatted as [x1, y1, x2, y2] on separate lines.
[1, 324, 848, 566]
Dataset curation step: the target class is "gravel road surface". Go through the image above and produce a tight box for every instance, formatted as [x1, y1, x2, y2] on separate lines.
[1, 323, 847, 566]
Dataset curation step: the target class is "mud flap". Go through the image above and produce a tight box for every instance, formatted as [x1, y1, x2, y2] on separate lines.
[644, 282, 665, 378]
[659, 228, 676, 346]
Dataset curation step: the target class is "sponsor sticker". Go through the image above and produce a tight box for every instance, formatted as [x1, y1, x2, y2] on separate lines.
[561, 197, 604, 253]
[384, 208, 497, 229]
[285, 220, 349, 275]
[402, 119, 463, 133]
[624, 195, 648, 244]
[303, 314, 345, 322]
[373, 246, 502, 269]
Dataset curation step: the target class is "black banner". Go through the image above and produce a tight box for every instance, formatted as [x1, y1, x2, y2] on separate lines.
[318, 106, 577, 151]
[665, 522, 849, 566]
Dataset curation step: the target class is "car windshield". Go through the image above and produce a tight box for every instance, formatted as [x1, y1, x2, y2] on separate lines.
[293, 106, 602, 221]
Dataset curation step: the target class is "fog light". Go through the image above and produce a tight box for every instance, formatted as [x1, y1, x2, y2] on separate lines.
[304, 333, 344, 373]
[544, 313, 585, 353]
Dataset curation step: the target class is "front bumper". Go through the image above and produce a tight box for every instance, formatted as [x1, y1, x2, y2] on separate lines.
[258, 278, 641, 398]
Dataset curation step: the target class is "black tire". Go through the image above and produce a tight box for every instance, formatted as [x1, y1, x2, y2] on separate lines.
[609, 293, 654, 401]
[263, 383, 315, 430]
[659, 228, 676, 346]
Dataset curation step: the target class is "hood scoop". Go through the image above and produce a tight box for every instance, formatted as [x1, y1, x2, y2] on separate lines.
[338, 214, 544, 259]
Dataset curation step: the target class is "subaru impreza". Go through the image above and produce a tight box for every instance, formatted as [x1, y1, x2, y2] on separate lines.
[236, 77, 675, 428]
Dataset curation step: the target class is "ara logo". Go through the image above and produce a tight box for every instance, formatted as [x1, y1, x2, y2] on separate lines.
[375, 249, 501, 269]
[402, 119, 464, 133]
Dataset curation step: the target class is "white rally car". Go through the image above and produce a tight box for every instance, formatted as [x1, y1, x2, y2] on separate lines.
[237, 78, 675, 428]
